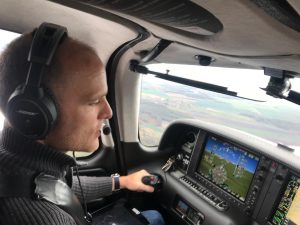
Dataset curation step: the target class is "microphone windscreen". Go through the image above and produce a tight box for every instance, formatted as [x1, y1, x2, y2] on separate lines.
[101, 124, 114, 148]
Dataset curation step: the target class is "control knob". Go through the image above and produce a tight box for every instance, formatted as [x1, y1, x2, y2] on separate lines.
[176, 153, 183, 161]
[186, 132, 196, 143]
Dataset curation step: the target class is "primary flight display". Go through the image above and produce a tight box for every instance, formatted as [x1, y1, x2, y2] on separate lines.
[196, 135, 260, 201]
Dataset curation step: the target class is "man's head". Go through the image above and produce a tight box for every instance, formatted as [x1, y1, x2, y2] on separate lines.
[0, 25, 112, 152]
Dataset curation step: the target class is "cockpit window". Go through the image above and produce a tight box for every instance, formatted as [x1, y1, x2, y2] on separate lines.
[0, 29, 20, 130]
[0, 29, 20, 52]
[139, 63, 300, 155]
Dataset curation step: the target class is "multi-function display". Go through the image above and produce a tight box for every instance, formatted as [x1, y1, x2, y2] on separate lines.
[272, 175, 300, 225]
[196, 135, 260, 202]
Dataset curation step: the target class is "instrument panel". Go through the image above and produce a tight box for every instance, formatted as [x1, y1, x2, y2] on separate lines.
[157, 120, 300, 225]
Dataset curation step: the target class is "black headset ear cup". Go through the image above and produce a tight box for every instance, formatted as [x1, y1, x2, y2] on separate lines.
[43, 85, 59, 123]
[6, 85, 58, 139]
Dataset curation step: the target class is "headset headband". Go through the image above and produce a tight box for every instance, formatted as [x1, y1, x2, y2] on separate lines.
[24, 23, 67, 90]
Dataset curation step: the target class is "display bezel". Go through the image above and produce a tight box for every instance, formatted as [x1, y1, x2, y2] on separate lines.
[194, 133, 260, 202]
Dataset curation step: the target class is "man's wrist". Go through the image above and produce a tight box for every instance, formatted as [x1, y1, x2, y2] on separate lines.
[111, 173, 120, 191]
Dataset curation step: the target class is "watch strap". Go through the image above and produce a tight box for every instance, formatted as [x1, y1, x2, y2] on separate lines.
[112, 174, 120, 191]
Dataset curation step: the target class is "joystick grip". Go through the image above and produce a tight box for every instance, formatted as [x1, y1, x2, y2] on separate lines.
[141, 174, 162, 191]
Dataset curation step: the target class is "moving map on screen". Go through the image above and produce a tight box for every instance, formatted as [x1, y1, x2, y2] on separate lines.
[272, 175, 300, 225]
[196, 135, 260, 201]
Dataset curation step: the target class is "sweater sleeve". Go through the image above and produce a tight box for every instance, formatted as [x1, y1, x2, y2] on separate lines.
[72, 176, 113, 203]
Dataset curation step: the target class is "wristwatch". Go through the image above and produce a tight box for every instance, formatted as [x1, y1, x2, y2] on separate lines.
[111, 173, 120, 191]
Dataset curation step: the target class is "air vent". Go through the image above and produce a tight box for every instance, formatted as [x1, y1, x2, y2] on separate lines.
[251, 0, 300, 32]
[77, 0, 223, 35]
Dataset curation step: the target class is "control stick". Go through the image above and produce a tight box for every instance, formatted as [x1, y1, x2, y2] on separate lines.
[141, 174, 162, 191]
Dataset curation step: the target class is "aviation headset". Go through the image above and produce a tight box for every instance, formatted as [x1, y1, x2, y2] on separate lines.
[6, 23, 67, 139]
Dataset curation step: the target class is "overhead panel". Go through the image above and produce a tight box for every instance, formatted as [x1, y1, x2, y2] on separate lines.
[77, 0, 223, 36]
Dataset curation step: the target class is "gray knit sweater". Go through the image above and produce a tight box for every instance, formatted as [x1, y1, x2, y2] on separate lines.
[0, 127, 113, 225]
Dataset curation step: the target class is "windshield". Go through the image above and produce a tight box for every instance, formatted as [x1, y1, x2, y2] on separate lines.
[139, 63, 300, 155]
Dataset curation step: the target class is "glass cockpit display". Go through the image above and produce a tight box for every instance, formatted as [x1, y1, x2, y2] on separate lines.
[272, 175, 300, 225]
[196, 135, 260, 201]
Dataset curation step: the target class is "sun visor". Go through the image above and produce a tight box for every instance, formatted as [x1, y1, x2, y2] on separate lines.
[76, 0, 223, 36]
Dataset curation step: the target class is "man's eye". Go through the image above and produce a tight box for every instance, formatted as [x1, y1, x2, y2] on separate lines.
[89, 99, 101, 105]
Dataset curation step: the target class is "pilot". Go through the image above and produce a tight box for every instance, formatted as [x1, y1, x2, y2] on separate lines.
[0, 23, 164, 225]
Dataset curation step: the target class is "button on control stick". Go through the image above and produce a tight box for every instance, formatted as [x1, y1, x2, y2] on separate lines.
[142, 174, 162, 191]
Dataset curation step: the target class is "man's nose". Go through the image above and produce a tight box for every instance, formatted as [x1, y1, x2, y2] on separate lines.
[100, 99, 113, 119]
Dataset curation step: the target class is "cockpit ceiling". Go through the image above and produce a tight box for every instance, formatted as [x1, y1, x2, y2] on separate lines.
[0, 0, 139, 65]
[71, 0, 224, 36]
[61, 0, 300, 57]
[56, 0, 300, 74]
[2, 0, 300, 73]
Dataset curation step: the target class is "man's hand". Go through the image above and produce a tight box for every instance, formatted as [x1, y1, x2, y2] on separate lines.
[119, 169, 154, 193]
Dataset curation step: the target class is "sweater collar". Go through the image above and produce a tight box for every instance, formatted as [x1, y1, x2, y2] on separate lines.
[0, 127, 76, 177]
